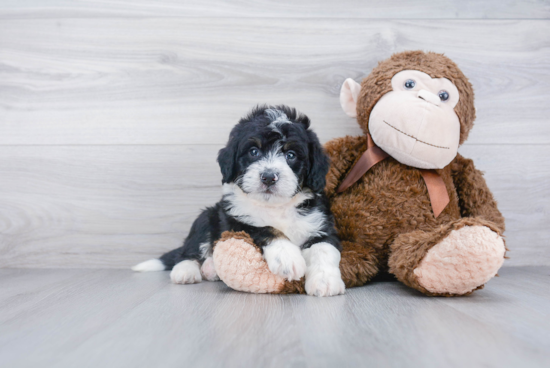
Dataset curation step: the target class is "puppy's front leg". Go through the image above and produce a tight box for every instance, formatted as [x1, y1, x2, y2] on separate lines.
[263, 238, 306, 281]
[302, 243, 345, 297]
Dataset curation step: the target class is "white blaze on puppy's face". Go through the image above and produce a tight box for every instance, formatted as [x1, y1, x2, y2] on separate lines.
[241, 146, 299, 202]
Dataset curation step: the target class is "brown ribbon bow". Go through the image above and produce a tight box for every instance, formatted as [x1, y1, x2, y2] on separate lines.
[336, 134, 450, 218]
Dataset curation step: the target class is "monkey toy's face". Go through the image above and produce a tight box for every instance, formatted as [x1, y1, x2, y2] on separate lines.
[341, 70, 462, 169]
[369, 70, 460, 169]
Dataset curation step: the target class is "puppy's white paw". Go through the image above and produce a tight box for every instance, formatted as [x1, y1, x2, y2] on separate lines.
[170, 260, 202, 284]
[303, 242, 345, 297]
[305, 269, 345, 297]
[264, 239, 306, 281]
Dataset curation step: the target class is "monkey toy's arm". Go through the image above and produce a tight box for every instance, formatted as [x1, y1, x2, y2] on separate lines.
[323, 135, 368, 198]
[451, 154, 505, 234]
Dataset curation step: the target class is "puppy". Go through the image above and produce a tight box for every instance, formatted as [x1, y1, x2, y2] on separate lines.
[133, 105, 345, 297]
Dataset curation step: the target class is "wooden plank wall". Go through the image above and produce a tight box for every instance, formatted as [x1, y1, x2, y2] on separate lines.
[0, 1, 549, 268]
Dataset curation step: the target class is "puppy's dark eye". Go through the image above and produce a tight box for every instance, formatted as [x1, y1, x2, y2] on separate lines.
[404, 79, 416, 89]
[285, 151, 296, 161]
[249, 147, 260, 157]
[439, 90, 449, 101]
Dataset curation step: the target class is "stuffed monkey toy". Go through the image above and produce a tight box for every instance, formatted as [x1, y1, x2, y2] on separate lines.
[213, 51, 507, 296]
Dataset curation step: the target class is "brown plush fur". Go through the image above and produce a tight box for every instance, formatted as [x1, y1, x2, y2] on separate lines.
[317, 51, 505, 296]
[214, 51, 506, 296]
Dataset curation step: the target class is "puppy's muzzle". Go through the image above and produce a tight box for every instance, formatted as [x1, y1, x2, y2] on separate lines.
[260, 171, 279, 187]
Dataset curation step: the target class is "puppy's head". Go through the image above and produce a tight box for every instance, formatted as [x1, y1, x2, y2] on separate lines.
[217, 105, 329, 202]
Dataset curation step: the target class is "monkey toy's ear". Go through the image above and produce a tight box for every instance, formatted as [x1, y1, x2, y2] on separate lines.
[340, 78, 362, 118]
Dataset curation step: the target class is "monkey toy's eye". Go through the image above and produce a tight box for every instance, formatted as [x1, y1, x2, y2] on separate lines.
[404, 79, 416, 89]
[249, 147, 260, 157]
[439, 90, 450, 101]
[285, 151, 296, 161]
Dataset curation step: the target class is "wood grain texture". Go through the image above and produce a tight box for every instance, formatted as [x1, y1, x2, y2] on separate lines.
[0, 145, 222, 268]
[1, 19, 550, 145]
[0, 267, 548, 368]
[0, 144, 548, 268]
[0, 3, 549, 269]
[0, 0, 549, 19]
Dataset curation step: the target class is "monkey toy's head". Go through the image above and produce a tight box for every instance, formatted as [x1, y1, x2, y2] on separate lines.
[340, 51, 475, 169]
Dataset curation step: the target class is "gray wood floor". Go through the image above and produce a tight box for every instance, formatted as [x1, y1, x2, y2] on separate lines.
[0, 266, 548, 368]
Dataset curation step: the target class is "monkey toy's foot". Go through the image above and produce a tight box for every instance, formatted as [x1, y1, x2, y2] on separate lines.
[389, 219, 507, 296]
[413, 225, 506, 295]
[213, 232, 287, 294]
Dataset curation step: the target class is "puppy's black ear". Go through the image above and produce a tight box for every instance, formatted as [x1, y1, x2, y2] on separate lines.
[305, 130, 330, 192]
[217, 137, 237, 184]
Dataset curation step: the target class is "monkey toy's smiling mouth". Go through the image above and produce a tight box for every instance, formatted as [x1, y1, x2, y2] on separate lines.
[369, 114, 460, 169]
[383, 121, 450, 150]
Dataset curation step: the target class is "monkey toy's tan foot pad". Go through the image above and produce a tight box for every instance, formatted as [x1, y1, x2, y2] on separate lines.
[213, 232, 286, 294]
[414, 225, 505, 295]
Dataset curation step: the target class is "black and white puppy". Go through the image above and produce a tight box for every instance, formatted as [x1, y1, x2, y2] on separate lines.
[133, 105, 345, 297]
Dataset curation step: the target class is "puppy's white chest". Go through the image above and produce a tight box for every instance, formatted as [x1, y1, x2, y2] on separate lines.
[253, 206, 301, 237]
[226, 191, 326, 246]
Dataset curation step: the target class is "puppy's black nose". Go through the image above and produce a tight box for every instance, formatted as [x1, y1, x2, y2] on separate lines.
[260, 171, 278, 187]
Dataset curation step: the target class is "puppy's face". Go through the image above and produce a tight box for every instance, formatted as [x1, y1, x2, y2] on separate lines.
[218, 106, 329, 202]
